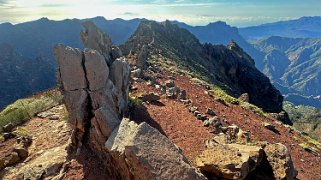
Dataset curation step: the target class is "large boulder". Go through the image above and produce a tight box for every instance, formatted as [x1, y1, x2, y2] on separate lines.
[196, 144, 264, 179]
[13, 145, 68, 180]
[202, 124, 297, 180]
[264, 143, 297, 180]
[53, 45, 87, 91]
[106, 119, 206, 180]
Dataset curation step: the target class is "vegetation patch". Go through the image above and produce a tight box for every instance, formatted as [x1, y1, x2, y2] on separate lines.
[129, 92, 144, 107]
[240, 102, 268, 117]
[0, 89, 63, 132]
[208, 87, 239, 105]
[13, 127, 29, 137]
[284, 101, 321, 141]
[0, 134, 4, 143]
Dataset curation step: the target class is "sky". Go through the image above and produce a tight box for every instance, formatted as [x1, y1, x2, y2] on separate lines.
[1, 0, 321, 27]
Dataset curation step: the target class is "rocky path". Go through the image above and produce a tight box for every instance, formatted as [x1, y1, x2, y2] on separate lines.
[0, 105, 111, 180]
[1, 105, 71, 179]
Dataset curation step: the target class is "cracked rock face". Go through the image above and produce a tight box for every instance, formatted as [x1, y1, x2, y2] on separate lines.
[81, 21, 113, 65]
[54, 21, 205, 179]
[54, 44, 128, 150]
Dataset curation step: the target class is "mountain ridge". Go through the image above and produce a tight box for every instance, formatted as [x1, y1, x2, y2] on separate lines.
[122, 20, 283, 113]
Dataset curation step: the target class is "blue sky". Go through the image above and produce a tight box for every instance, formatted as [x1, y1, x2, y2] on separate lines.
[1, 0, 321, 27]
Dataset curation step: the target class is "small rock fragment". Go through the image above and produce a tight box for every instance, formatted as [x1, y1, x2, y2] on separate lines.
[165, 80, 175, 88]
[205, 108, 216, 116]
[3, 123, 14, 132]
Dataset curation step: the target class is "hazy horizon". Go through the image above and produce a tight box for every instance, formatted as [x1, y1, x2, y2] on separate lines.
[1, 0, 321, 27]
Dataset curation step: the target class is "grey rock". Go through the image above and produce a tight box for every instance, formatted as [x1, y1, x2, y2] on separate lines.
[165, 80, 175, 88]
[110, 57, 130, 115]
[238, 93, 249, 102]
[178, 89, 187, 100]
[111, 45, 122, 59]
[2, 132, 16, 140]
[131, 68, 142, 78]
[197, 114, 208, 121]
[264, 123, 279, 134]
[203, 120, 210, 127]
[137, 44, 149, 69]
[193, 110, 201, 116]
[53, 44, 87, 91]
[189, 106, 198, 113]
[64, 90, 89, 132]
[81, 21, 113, 65]
[84, 48, 109, 91]
[91, 107, 120, 142]
[106, 119, 206, 180]
[48, 115, 59, 120]
[206, 108, 216, 116]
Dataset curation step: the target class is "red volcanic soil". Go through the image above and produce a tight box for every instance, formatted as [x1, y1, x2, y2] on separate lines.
[131, 73, 321, 180]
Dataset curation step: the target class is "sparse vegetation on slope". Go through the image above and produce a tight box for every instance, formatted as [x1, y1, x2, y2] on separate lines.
[284, 101, 321, 141]
[0, 89, 62, 132]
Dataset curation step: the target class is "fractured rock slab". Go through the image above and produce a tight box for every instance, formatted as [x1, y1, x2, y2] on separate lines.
[106, 119, 206, 180]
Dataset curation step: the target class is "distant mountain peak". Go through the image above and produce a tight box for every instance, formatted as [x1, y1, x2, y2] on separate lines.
[208, 21, 228, 26]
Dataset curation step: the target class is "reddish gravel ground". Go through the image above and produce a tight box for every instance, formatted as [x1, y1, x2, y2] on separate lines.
[131, 72, 321, 180]
[173, 75, 321, 180]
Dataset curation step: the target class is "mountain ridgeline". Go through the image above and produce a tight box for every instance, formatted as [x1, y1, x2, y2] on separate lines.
[122, 20, 283, 113]
[240, 16, 321, 40]
[2, 16, 321, 112]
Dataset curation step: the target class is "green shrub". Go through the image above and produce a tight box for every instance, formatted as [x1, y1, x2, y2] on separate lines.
[62, 105, 69, 122]
[240, 102, 268, 117]
[208, 87, 239, 105]
[0, 89, 63, 132]
[129, 92, 144, 107]
[13, 127, 29, 137]
[0, 134, 4, 142]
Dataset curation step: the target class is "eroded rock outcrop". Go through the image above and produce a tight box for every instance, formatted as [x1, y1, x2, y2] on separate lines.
[54, 22, 205, 179]
[197, 124, 297, 180]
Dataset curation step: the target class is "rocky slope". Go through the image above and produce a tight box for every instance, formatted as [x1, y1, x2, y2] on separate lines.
[173, 21, 266, 69]
[122, 20, 283, 113]
[252, 36, 321, 108]
[284, 101, 321, 142]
